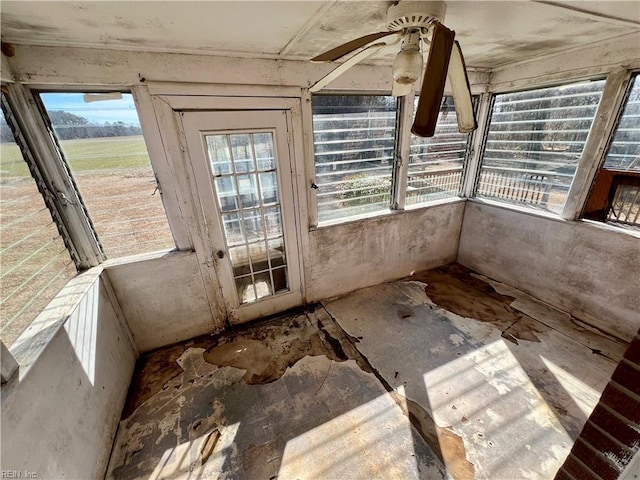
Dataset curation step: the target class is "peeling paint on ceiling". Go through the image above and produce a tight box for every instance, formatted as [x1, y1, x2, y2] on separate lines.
[0, 1, 638, 69]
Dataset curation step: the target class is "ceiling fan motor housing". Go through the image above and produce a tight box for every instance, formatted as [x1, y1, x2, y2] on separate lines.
[386, 1, 447, 32]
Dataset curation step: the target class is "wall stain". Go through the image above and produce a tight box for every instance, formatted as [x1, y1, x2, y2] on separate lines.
[412, 264, 549, 344]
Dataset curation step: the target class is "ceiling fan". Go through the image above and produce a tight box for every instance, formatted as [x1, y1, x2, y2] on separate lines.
[309, 1, 476, 138]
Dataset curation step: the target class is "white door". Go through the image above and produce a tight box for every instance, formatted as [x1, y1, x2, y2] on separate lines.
[181, 110, 302, 324]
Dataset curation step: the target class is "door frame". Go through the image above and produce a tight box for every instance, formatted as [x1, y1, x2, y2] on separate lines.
[149, 93, 310, 326]
[181, 110, 302, 322]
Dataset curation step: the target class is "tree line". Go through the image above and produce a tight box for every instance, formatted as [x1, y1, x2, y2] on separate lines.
[1, 110, 143, 143]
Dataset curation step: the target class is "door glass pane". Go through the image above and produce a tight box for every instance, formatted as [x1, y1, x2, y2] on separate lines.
[268, 237, 286, 268]
[242, 210, 264, 242]
[215, 177, 238, 212]
[259, 172, 279, 205]
[206, 132, 290, 304]
[221, 213, 243, 245]
[264, 206, 283, 238]
[206, 135, 232, 175]
[230, 134, 255, 173]
[254, 133, 275, 171]
[248, 242, 269, 272]
[237, 174, 259, 208]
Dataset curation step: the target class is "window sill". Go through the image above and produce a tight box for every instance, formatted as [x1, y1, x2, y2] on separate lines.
[580, 218, 640, 239]
[404, 196, 466, 212]
[469, 197, 640, 238]
[2, 267, 104, 393]
[311, 197, 466, 231]
[467, 197, 565, 222]
[101, 247, 183, 268]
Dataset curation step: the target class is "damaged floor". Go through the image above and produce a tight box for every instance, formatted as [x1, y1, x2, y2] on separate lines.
[107, 264, 627, 480]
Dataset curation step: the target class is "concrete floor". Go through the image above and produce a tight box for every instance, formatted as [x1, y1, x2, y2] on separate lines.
[106, 264, 626, 480]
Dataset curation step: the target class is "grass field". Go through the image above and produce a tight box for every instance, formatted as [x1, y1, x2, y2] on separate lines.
[1, 135, 150, 177]
[1, 135, 175, 347]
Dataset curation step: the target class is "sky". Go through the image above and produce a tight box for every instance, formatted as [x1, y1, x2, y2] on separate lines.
[39, 92, 142, 125]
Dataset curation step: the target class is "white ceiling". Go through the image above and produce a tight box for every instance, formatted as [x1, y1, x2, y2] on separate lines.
[1, 1, 639, 69]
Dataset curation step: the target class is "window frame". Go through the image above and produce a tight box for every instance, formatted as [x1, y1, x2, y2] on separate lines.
[34, 88, 178, 259]
[472, 76, 609, 216]
[600, 71, 640, 172]
[582, 70, 640, 226]
[0, 91, 80, 354]
[309, 91, 479, 228]
[2, 83, 103, 269]
[310, 92, 400, 226]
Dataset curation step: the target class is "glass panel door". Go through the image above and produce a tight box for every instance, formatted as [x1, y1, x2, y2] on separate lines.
[205, 132, 289, 303]
[180, 110, 301, 324]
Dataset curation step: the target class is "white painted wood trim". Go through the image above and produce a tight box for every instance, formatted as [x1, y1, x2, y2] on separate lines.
[147, 82, 301, 98]
[283, 105, 311, 305]
[489, 31, 640, 93]
[301, 89, 319, 228]
[461, 93, 493, 198]
[151, 96, 228, 331]
[131, 86, 192, 250]
[562, 68, 633, 220]
[1, 53, 14, 83]
[7, 45, 395, 92]
[158, 95, 301, 111]
[1, 341, 19, 384]
[99, 271, 138, 357]
[180, 110, 303, 323]
[5, 83, 104, 268]
[392, 93, 414, 210]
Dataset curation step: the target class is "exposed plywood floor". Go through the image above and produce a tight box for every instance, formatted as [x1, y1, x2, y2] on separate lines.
[107, 264, 626, 480]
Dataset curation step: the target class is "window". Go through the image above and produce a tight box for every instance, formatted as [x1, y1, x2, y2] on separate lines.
[312, 95, 397, 223]
[583, 74, 640, 227]
[0, 107, 76, 348]
[406, 96, 471, 206]
[39, 92, 174, 258]
[477, 79, 606, 214]
[603, 74, 640, 172]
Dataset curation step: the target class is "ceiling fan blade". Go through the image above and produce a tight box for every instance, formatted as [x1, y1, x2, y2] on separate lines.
[309, 42, 389, 93]
[392, 79, 413, 97]
[411, 22, 455, 138]
[448, 41, 477, 133]
[311, 31, 398, 62]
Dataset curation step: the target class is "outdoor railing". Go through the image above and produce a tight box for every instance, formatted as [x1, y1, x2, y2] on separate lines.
[608, 183, 640, 225]
[584, 169, 640, 227]
[477, 166, 558, 206]
[406, 167, 463, 203]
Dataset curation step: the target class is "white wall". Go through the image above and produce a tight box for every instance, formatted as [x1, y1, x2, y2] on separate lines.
[101, 204, 465, 351]
[307, 202, 465, 301]
[458, 202, 640, 342]
[1, 270, 136, 479]
[104, 251, 218, 352]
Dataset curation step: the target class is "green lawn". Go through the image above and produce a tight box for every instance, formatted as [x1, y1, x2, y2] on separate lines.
[1, 135, 151, 177]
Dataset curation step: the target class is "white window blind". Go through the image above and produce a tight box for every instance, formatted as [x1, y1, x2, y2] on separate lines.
[312, 95, 397, 223]
[604, 75, 640, 172]
[477, 79, 605, 213]
[407, 96, 471, 206]
[0, 108, 76, 348]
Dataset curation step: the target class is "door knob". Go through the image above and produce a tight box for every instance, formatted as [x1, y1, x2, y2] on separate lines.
[216, 250, 225, 259]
